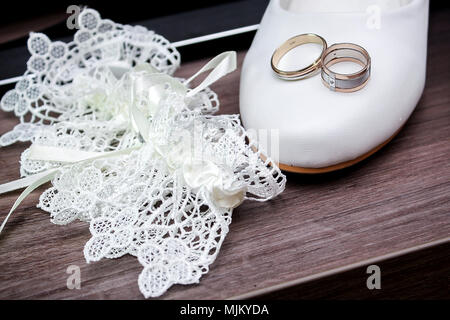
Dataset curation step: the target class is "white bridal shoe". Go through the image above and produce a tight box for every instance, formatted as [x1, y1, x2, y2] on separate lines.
[240, 0, 429, 173]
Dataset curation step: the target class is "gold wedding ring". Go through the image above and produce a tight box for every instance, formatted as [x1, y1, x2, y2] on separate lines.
[271, 33, 327, 80]
[321, 43, 371, 93]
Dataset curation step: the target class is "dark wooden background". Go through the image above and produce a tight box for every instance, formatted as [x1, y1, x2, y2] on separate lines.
[0, 7, 449, 299]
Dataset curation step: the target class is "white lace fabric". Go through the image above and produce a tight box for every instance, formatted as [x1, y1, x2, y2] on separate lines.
[0, 9, 286, 298]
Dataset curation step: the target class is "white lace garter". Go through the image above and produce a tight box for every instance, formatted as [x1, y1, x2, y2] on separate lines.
[0, 9, 286, 298]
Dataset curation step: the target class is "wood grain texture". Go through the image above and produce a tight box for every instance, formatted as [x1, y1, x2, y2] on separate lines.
[0, 9, 449, 300]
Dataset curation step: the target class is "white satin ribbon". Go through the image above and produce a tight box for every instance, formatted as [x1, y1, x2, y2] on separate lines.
[0, 51, 239, 234]
[28, 146, 107, 163]
[0, 170, 58, 234]
[185, 51, 237, 97]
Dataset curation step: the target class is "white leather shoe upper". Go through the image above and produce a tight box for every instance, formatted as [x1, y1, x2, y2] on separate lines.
[240, 0, 429, 168]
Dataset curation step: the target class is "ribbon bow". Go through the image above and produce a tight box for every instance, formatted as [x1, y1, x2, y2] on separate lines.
[0, 51, 240, 234]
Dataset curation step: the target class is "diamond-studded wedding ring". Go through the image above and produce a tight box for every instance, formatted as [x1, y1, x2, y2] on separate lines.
[271, 33, 327, 80]
[321, 43, 371, 93]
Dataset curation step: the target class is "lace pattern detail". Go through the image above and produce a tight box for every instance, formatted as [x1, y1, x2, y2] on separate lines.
[0, 8, 182, 146]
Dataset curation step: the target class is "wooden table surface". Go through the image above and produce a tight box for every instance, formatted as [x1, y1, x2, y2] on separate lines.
[0, 9, 449, 300]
